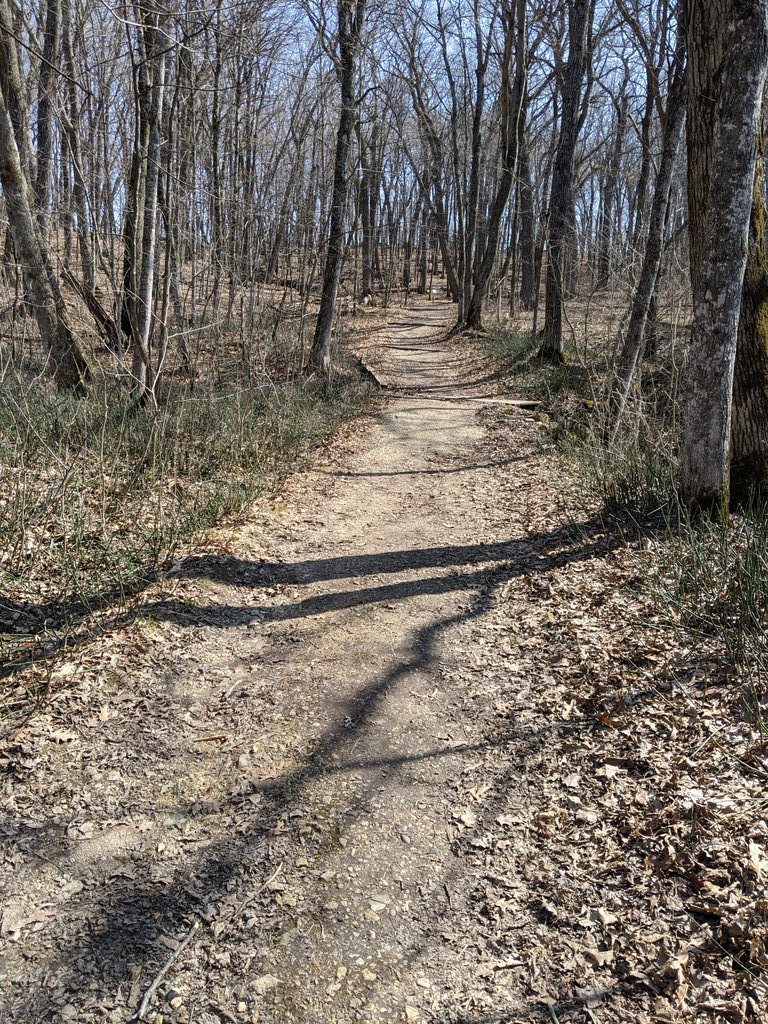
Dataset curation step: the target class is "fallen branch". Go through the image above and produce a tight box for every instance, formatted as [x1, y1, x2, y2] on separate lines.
[217, 861, 284, 940]
[131, 919, 200, 1022]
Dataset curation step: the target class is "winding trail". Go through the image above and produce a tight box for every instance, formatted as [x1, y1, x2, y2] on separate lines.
[2, 300, 754, 1024]
[1, 301, 551, 1023]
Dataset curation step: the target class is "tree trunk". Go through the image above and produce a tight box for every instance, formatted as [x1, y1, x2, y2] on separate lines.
[310, 0, 367, 374]
[0, 0, 90, 391]
[357, 120, 375, 296]
[540, 0, 592, 361]
[608, 35, 686, 442]
[518, 125, 536, 310]
[131, 5, 167, 403]
[631, 71, 655, 253]
[33, 0, 61, 235]
[466, 0, 526, 331]
[460, 1, 489, 323]
[61, 0, 95, 298]
[731, 126, 768, 505]
[679, 0, 768, 518]
[596, 77, 629, 288]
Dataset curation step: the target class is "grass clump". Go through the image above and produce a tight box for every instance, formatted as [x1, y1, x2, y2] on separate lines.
[0, 363, 372, 675]
[567, 429, 678, 524]
[651, 509, 768, 714]
[483, 324, 539, 364]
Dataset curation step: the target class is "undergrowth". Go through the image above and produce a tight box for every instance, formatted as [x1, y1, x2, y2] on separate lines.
[490, 304, 768, 719]
[650, 510, 768, 722]
[483, 324, 538, 363]
[0, 360, 372, 679]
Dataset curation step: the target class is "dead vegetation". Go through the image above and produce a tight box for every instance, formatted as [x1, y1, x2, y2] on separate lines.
[1, 300, 766, 1024]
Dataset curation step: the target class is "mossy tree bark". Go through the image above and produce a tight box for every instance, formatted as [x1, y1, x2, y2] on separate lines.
[730, 128, 768, 506]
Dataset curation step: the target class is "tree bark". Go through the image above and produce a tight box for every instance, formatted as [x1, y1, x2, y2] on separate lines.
[33, 0, 61, 235]
[608, 33, 686, 442]
[730, 126, 768, 505]
[679, 0, 768, 518]
[518, 124, 537, 310]
[466, 0, 526, 331]
[310, 0, 367, 374]
[540, 0, 593, 361]
[61, 0, 95, 298]
[596, 76, 629, 288]
[0, 0, 90, 391]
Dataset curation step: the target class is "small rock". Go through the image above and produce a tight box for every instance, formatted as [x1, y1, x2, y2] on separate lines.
[362, 969, 377, 982]
[405, 1008, 421, 1022]
[237, 1001, 247, 1012]
[336, 965, 348, 980]
[416, 977, 431, 989]
[253, 974, 281, 996]
[60, 1007, 78, 1021]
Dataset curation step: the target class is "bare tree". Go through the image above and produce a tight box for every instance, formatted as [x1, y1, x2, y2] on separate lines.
[540, 0, 594, 361]
[608, 22, 686, 441]
[310, 0, 367, 374]
[730, 121, 768, 505]
[679, 0, 768, 517]
[465, 0, 527, 330]
[0, 0, 90, 391]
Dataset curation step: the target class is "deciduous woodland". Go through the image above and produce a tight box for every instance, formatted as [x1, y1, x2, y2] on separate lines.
[2, 1, 768, 1023]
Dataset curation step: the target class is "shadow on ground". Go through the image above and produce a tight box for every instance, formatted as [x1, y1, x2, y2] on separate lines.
[4, 516, 622, 1021]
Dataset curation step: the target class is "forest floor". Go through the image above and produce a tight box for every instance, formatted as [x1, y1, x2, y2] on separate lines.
[0, 300, 763, 1024]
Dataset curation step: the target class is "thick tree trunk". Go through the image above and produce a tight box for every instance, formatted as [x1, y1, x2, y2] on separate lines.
[309, 0, 366, 374]
[679, 0, 768, 518]
[540, 0, 592, 361]
[731, 130, 768, 505]
[0, 0, 90, 391]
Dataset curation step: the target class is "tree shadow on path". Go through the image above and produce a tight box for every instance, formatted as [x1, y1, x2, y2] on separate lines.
[8, 516, 622, 1021]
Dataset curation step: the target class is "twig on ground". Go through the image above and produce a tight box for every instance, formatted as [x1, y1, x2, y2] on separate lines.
[217, 861, 284, 940]
[131, 919, 200, 1022]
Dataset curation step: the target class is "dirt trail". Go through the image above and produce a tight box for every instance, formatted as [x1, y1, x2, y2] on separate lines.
[0, 302, 599, 1023]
